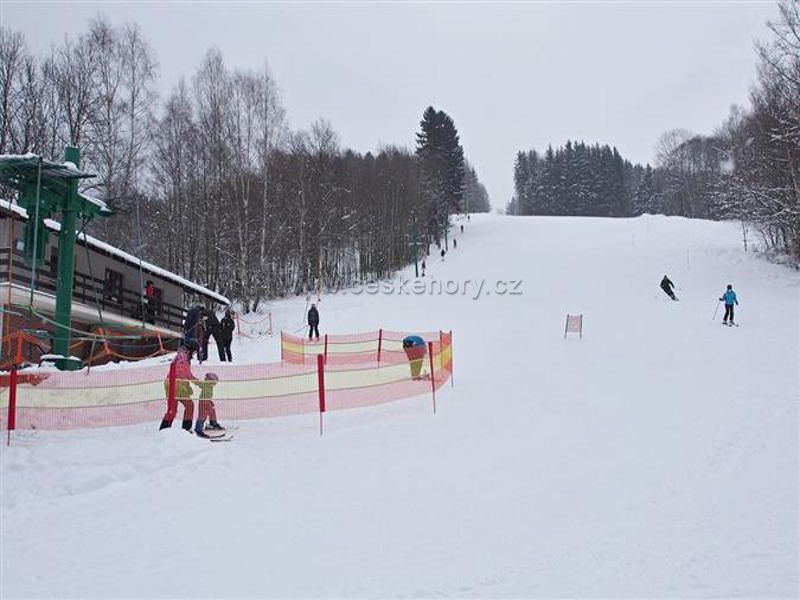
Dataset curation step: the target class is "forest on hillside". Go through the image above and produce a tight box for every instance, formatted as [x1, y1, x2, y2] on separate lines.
[0, 18, 490, 308]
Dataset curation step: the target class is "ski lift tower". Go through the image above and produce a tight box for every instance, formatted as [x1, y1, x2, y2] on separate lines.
[0, 146, 112, 370]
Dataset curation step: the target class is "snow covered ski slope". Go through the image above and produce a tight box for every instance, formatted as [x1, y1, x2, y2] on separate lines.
[2, 214, 798, 598]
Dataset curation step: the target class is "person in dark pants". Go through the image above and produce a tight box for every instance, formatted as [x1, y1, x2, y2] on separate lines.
[219, 309, 235, 362]
[660, 275, 677, 300]
[199, 308, 220, 364]
[308, 303, 320, 340]
[719, 284, 739, 326]
[183, 304, 204, 346]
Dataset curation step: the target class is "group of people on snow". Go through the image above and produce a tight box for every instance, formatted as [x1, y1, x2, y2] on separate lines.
[183, 305, 236, 363]
[659, 275, 739, 326]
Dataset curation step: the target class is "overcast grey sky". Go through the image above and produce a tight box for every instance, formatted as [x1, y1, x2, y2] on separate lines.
[2, 1, 779, 209]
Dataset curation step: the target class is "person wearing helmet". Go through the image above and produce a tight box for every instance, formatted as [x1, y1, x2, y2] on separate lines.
[195, 372, 224, 436]
[402, 334, 428, 380]
[159, 339, 199, 431]
[660, 275, 677, 301]
[719, 284, 739, 326]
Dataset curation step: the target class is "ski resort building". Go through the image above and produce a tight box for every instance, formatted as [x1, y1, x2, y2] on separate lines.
[0, 199, 229, 367]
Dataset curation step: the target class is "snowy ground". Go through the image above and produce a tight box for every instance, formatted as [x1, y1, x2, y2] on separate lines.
[1, 214, 798, 598]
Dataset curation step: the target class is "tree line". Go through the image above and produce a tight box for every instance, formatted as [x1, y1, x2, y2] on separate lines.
[509, 0, 800, 263]
[0, 17, 490, 310]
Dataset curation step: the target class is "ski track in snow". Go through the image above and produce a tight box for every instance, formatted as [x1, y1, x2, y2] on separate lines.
[1, 214, 798, 598]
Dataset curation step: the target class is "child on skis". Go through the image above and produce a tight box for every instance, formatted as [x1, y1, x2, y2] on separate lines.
[719, 284, 739, 326]
[194, 372, 225, 436]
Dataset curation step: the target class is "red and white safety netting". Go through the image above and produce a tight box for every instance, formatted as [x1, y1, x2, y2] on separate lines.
[0, 330, 453, 431]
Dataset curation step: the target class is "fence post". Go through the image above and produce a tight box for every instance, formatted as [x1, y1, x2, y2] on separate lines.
[236, 313, 241, 335]
[268, 312, 273, 336]
[317, 353, 326, 436]
[324, 334, 328, 364]
[15, 332, 22, 365]
[428, 341, 436, 414]
[7, 365, 17, 445]
[157, 333, 165, 354]
[377, 328, 383, 364]
[450, 330, 454, 387]
[564, 314, 569, 339]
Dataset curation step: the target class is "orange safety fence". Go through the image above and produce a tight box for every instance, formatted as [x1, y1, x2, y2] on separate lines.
[281, 329, 446, 366]
[0, 330, 453, 433]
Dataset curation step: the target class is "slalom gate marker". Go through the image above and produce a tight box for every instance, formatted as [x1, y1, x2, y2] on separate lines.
[564, 314, 583, 339]
[0, 328, 453, 440]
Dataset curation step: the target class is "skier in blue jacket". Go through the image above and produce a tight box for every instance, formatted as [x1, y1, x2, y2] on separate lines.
[719, 284, 739, 326]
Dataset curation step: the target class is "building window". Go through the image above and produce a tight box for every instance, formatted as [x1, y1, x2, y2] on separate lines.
[103, 268, 124, 304]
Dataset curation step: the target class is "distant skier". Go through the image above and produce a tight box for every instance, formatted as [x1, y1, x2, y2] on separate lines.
[308, 303, 320, 340]
[719, 284, 739, 326]
[421, 258, 426, 277]
[453, 238, 457, 249]
[402, 335, 427, 380]
[660, 275, 677, 301]
[460, 224, 464, 233]
[440, 248, 446, 261]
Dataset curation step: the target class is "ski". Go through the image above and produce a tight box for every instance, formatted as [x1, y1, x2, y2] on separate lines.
[209, 434, 234, 442]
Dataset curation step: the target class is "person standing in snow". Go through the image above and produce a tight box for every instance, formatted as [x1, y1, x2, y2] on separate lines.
[660, 275, 677, 300]
[183, 304, 204, 346]
[719, 284, 739, 326]
[308, 303, 320, 340]
[453, 238, 457, 249]
[440, 248, 446, 261]
[218, 309, 235, 362]
[199, 308, 220, 363]
[160, 339, 199, 431]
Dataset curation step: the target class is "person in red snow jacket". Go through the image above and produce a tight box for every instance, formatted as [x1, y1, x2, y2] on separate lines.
[159, 339, 199, 431]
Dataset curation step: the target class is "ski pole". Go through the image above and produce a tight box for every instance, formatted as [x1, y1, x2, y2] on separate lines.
[712, 299, 721, 321]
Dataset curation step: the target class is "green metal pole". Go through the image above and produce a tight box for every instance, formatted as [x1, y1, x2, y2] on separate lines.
[53, 146, 80, 369]
[29, 157, 42, 306]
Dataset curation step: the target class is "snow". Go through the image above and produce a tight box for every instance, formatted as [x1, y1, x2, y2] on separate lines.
[2, 214, 798, 598]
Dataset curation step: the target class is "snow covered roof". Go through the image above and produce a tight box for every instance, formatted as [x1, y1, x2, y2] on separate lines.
[0, 199, 229, 305]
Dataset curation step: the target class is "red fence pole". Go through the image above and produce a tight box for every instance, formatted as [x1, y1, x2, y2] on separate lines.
[377, 328, 383, 364]
[166, 361, 177, 424]
[428, 341, 436, 414]
[6, 365, 17, 445]
[317, 353, 326, 436]
[450, 330, 454, 387]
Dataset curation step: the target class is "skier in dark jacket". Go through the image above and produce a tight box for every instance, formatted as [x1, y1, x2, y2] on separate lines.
[199, 308, 220, 363]
[183, 304, 204, 346]
[660, 275, 677, 301]
[719, 284, 739, 326]
[308, 303, 320, 340]
[218, 309, 235, 362]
